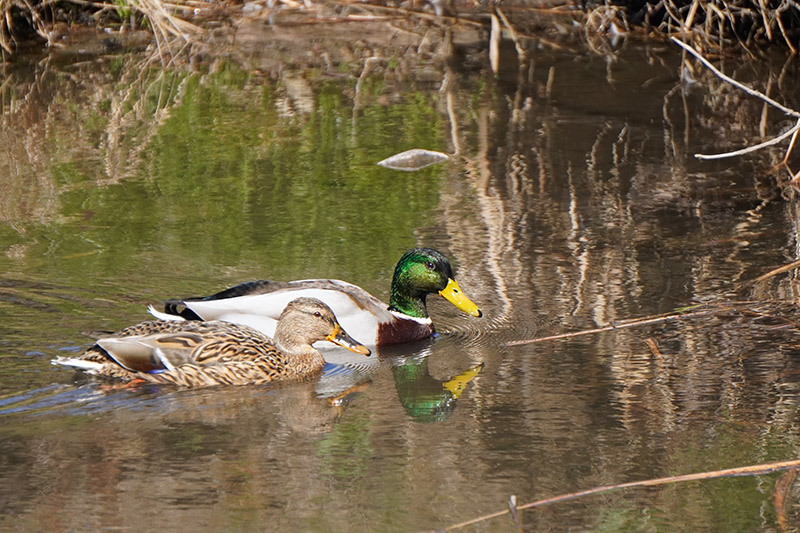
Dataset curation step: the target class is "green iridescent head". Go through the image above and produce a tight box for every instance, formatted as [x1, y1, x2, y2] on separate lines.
[388, 248, 482, 319]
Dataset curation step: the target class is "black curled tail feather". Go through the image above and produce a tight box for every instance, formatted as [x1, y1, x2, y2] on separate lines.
[163, 300, 204, 320]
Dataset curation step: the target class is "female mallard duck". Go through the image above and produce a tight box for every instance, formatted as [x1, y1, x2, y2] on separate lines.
[53, 298, 370, 387]
[148, 248, 482, 346]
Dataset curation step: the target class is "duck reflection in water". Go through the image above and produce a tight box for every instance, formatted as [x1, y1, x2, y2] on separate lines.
[391, 352, 483, 423]
[323, 341, 483, 424]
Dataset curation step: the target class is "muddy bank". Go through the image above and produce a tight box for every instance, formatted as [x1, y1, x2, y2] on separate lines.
[4, 0, 800, 62]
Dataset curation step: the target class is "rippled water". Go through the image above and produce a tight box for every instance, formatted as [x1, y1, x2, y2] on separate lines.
[3, 25, 800, 531]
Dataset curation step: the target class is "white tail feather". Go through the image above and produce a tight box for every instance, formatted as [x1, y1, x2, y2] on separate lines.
[147, 305, 185, 321]
[51, 357, 103, 373]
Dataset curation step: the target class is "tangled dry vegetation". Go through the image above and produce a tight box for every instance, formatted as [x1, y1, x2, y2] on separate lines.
[0, 0, 208, 55]
[2, 0, 800, 57]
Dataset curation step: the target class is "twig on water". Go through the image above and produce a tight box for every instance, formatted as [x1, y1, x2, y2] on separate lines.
[670, 37, 800, 163]
[753, 258, 800, 283]
[437, 459, 800, 532]
[507, 495, 523, 533]
[505, 300, 800, 347]
[503, 307, 715, 347]
[694, 121, 800, 161]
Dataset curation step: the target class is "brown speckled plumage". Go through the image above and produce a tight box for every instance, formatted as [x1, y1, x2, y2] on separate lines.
[54, 298, 370, 388]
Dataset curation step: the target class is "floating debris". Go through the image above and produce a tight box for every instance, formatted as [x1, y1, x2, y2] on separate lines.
[377, 149, 449, 171]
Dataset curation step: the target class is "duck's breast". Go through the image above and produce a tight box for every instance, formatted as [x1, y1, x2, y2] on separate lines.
[377, 313, 434, 345]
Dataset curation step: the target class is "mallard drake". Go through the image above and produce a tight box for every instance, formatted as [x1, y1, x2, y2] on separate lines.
[148, 248, 482, 346]
[53, 298, 370, 387]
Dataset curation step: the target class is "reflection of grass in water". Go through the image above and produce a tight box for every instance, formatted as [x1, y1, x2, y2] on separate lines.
[3, 58, 445, 290]
[315, 413, 373, 481]
[0, 58, 186, 234]
[84, 68, 441, 284]
[578, 419, 794, 533]
[652, 420, 788, 532]
[592, 504, 651, 532]
[138, 72, 439, 278]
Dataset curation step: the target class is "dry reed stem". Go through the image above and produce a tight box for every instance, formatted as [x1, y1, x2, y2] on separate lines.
[655, 0, 798, 52]
[671, 37, 800, 169]
[783, 120, 800, 165]
[0, 0, 201, 56]
[439, 458, 800, 531]
[2, 0, 799, 58]
[0, 0, 12, 54]
[65, 0, 206, 13]
[1, 0, 52, 53]
[504, 300, 800, 346]
[753, 258, 800, 283]
[684, 0, 700, 30]
[775, 9, 796, 53]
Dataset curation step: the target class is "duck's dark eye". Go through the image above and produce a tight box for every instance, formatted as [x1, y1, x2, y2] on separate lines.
[425, 261, 435, 270]
[313, 312, 322, 318]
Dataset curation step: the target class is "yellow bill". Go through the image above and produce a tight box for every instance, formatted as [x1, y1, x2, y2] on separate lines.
[327, 326, 371, 356]
[438, 278, 482, 317]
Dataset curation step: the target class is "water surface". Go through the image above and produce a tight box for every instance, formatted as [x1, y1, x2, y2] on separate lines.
[3, 25, 800, 531]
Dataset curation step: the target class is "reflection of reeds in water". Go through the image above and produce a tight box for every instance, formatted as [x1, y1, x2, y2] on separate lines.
[429, 31, 800, 447]
[0, 74, 58, 236]
[0, 54, 188, 239]
[0, 381, 352, 530]
[402, 45, 800, 530]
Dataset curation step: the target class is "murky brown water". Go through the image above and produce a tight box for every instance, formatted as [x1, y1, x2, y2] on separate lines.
[3, 21, 800, 531]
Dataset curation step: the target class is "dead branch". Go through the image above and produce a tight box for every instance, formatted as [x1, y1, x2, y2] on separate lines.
[753, 258, 800, 283]
[695, 121, 800, 160]
[440, 458, 800, 531]
[671, 37, 800, 163]
[503, 307, 715, 346]
[672, 36, 799, 118]
[505, 301, 800, 346]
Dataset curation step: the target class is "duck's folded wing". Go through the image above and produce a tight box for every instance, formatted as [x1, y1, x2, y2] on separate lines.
[165, 280, 394, 344]
[96, 332, 205, 373]
[182, 279, 390, 325]
[157, 280, 292, 320]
